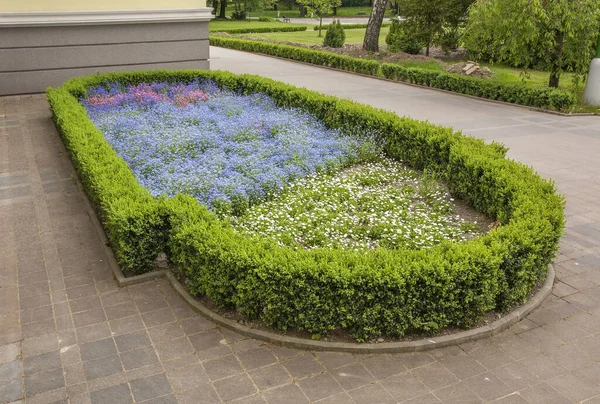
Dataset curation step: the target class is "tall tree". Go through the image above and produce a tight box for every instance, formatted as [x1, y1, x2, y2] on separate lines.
[363, 0, 388, 52]
[219, 0, 227, 18]
[464, 0, 600, 88]
[297, 0, 342, 36]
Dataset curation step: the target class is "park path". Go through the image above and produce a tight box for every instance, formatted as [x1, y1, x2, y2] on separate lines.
[0, 49, 599, 404]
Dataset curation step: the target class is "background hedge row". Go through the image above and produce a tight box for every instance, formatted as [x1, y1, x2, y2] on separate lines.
[210, 36, 576, 111]
[48, 70, 564, 340]
[313, 22, 392, 30]
[210, 26, 308, 34]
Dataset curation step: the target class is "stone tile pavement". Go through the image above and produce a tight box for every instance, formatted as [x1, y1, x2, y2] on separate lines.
[1, 54, 600, 403]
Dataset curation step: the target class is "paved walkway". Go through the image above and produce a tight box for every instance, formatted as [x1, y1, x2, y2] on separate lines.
[0, 50, 600, 404]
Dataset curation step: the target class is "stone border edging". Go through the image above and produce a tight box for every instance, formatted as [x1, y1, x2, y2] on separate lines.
[211, 43, 598, 118]
[68, 97, 556, 353]
[163, 265, 554, 353]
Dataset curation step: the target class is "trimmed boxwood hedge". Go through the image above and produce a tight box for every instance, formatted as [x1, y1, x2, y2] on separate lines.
[47, 70, 564, 341]
[313, 22, 392, 30]
[210, 26, 308, 34]
[209, 36, 576, 112]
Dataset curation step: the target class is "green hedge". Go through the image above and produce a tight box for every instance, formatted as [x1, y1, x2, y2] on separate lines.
[210, 26, 308, 34]
[314, 22, 391, 30]
[210, 36, 576, 111]
[48, 70, 564, 341]
[210, 36, 380, 75]
[380, 63, 575, 112]
[46, 86, 169, 274]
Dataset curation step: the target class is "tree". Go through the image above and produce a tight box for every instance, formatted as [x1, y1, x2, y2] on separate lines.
[363, 0, 388, 52]
[231, 0, 275, 19]
[396, 0, 473, 56]
[219, 0, 227, 18]
[464, 0, 600, 88]
[297, 0, 342, 36]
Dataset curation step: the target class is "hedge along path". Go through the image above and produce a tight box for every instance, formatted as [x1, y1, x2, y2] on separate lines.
[47, 70, 565, 341]
[209, 36, 576, 112]
[313, 22, 392, 30]
[210, 25, 308, 34]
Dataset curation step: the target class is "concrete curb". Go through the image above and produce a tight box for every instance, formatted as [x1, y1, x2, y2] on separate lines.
[67, 93, 555, 353]
[210, 43, 598, 118]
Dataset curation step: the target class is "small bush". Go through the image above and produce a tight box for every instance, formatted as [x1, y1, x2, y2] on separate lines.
[323, 19, 346, 48]
[438, 26, 462, 54]
[386, 19, 422, 54]
[258, 16, 275, 21]
[231, 9, 247, 20]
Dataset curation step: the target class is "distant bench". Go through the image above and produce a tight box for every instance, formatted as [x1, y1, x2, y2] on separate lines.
[282, 17, 291, 22]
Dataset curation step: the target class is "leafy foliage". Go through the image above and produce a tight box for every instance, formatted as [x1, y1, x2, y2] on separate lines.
[385, 19, 422, 54]
[397, 0, 474, 56]
[210, 36, 576, 110]
[49, 70, 564, 340]
[323, 19, 346, 48]
[463, 0, 600, 88]
[297, 0, 342, 36]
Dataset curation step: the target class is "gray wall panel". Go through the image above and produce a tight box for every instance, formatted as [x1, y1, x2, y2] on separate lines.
[0, 22, 209, 49]
[0, 60, 211, 95]
[0, 40, 209, 72]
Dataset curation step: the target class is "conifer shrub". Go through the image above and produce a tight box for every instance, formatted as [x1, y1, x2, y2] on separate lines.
[386, 19, 422, 54]
[324, 19, 346, 48]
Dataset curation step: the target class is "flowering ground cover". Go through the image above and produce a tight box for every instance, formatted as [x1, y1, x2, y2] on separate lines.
[84, 80, 481, 251]
[83, 80, 365, 215]
[233, 158, 481, 250]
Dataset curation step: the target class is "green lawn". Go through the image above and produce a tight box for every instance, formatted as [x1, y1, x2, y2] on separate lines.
[237, 27, 390, 45]
[210, 20, 307, 31]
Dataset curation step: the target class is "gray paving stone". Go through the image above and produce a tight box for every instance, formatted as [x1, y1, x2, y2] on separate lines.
[90, 383, 132, 404]
[213, 373, 256, 402]
[0, 378, 23, 403]
[297, 373, 344, 402]
[23, 367, 65, 396]
[0, 361, 22, 381]
[79, 338, 117, 362]
[129, 373, 172, 402]
[119, 346, 159, 371]
[22, 351, 61, 375]
[82, 355, 123, 380]
[282, 354, 325, 380]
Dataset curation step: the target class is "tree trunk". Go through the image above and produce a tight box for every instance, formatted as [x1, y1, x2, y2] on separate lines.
[548, 29, 565, 88]
[425, 43, 430, 56]
[333, 7, 337, 16]
[219, 0, 227, 18]
[363, 0, 387, 52]
[299, 3, 307, 17]
[318, 17, 323, 37]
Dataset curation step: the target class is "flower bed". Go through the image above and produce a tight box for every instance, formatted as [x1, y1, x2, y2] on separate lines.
[47, 70, 564, 341]
[83, 80, 363, 215]
[235, 158, 482, 250]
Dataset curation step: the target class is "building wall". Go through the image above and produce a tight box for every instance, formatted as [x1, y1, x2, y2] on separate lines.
[0, 2, 211, 95]
[0, 0, 205, 12]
